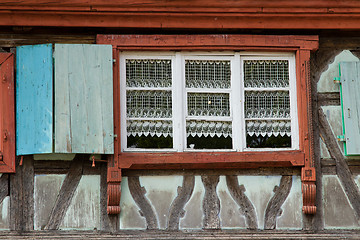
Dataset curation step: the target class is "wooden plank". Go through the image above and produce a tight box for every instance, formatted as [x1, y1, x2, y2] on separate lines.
[2, 230, 360, 239]
[16, 44, 53, 155]
[318, 108, 360, 222]
[317, 92, 341, 106]
[10, 156, 34, 231]
[0, 53, 15, 172]
[1, 10, 360, 30]
[0, 174, 9, 205]
[54, 44, 113, 154]
[44, 157, 84, 230]
[340, 62, 360, 155]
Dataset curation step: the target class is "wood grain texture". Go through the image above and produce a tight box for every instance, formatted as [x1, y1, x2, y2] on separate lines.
[201, 175, 220, 229]
[339, 62, 360, 155]
[1, 230, 360, 239]
[54, 44, 113, 154]
[167, 176, 195, 230]
[16, 44, 53, 155]
[0, 53, 15, 172]
[44, 157, 84, 230]
[226, 176, 257, 230]
[10, 156, 34, 231]
[264, 176, 292, 230]
[128, 176, 158, 230]
[318, 108, 360, 222]
[1, 2, 360, 29]
[317, 92, 340, 106]
[0, 174, 8, 205]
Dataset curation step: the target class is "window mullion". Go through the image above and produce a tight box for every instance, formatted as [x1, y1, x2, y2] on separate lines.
[232, 53, 242, 151]
[172, 52, 184, 151]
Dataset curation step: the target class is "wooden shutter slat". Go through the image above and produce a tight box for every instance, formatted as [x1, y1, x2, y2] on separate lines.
[16, 44, 53, 155]
[340, 61, 360, 155]
[54, 44, 114, 154]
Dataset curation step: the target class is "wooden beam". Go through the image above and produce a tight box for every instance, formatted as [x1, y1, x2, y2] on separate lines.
[0, 174, 8, 206]
[10, 156, 34, 231]
[44, 157, 84, 230]
[318, 108, 360, 222]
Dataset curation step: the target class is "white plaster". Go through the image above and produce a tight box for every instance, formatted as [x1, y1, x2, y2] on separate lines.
[237, 176, 281, 229]
[217, 176, 246, 229]
[34, 174, 65, 230]
[119, 177, 146, 229]
[318, 50, 359, 93]
[323, 175, 360, 229]
[140, 175, 183, 229]
[60, 175, 100, 230]
[276, 176, 302, 230]
[0, 197, 9, 230]
[320, 137, 331, 159]
[180, 176, 205, 230]
[321, 106, 344, 154]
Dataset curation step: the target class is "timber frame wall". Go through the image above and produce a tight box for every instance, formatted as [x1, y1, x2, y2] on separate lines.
[1, 0, 360, 239]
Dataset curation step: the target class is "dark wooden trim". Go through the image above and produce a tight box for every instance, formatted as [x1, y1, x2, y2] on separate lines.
[2, 230, 360, 239]
[167, 175, 195, 230]
[10, 156, 34, 231]
[264, 176, 292, 230]
[0, 174, 8, 205]
[226, 176, 257, 230]
[202, 175, 220, 229]
[34, 159, 101, 175]
[44, 158, 84, 230]
[318, 108, 360, 222]
[317, 92, 340, 106]
[128, 177, 158, 230]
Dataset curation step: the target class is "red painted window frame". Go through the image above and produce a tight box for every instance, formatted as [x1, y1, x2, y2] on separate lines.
[97, 34, 319, 215]
[0, 53, 15, 173]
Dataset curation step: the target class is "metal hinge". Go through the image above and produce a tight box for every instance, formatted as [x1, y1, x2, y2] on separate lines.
[337, 135, 346, 142]
[334, 77, 341, 84]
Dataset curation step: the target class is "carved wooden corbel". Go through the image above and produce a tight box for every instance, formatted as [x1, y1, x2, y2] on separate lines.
[107, 156, 122, 214]
[301, 58, 316, 214]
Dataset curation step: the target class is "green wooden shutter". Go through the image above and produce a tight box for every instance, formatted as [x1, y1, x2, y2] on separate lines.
[339, 61, 360, 155]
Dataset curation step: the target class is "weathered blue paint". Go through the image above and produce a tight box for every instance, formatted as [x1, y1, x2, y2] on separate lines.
[340, 62, 360, 155]
[54, 44, 113, 154]
[16, 44, 53, 155]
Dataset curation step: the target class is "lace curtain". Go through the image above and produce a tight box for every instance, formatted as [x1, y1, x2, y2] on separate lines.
[244, 60, 291, 138]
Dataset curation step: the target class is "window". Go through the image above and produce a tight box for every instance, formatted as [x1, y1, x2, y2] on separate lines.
[120, 52, 298, 152]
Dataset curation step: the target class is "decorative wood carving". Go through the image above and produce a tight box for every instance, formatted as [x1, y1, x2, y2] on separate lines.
[98, 34, 319, 215]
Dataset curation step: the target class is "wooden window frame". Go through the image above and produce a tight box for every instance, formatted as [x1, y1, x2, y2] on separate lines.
[96, 34, 319, 215]
[0, 53, 15, 173]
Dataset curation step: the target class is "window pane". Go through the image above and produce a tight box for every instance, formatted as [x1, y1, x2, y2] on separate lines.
[127, 120, 173, 148]
[187, 93, 230, 117]
[187, 136, 232, 149]
[186, 120, 232, 149]
[128, 135, 173, 149]
[125, 58, 173, 149]
[246, 135, 291, 148]
[126, 59, 172, 87]
[126, 90, 172, 118]
[244, 59, 292, 148]
[244, 60, 289, 88]
[245, 91, 290, 118]
[185, 60, 231, 89]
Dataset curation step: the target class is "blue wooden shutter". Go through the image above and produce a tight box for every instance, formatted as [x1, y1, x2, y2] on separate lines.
[339, 61, 360, 155]
[54, 44, 114, 154]
[16, 44, 53, 155]
[16, 44, 114, 155]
